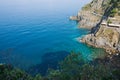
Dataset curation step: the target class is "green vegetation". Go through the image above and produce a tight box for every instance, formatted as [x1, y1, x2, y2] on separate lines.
[110, 8, 118, 17]
[82, 4, 91, 10]
[0, 64, 43, 80]
[118, 11, 120, 16]
[109, 0, 120, 17]
[0, 52, 120, 80]
[107, 19, 112, 24]
[47, 52, 120, 80]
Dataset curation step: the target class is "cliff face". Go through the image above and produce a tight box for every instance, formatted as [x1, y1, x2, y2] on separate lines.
[74, 0, 110, 29]
[81, 25, 120, 53]
[73, 0, 120, 54]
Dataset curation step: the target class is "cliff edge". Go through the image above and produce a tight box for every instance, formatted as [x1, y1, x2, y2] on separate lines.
[71, 0, 120, 54]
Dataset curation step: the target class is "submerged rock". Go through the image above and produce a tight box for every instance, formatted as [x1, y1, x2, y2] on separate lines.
[27, 51, 70, 76]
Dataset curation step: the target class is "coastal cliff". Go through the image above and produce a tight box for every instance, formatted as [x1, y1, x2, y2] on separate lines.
[71, 0, 120, 54]
[70, 0, 110, 29]
[80, 25, 120, 53]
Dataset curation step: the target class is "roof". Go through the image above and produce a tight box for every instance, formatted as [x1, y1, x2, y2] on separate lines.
[108, 24, 120, 27]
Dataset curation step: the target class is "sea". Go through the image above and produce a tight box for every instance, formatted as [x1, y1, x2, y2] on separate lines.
[0, 0, 106, 75]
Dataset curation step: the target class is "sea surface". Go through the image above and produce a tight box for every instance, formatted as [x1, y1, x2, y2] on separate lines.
[0, 0, 105, 74]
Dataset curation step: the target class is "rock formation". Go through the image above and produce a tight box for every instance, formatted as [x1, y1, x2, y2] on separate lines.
[71, 0, 120, 54]
[80, 25, 120, 53]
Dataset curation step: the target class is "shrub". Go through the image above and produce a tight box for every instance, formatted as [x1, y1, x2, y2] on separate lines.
[82, 4, 91, 10]
[107, 19, 112, 24]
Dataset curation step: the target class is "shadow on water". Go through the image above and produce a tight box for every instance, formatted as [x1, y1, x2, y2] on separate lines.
[27, 51, 70, 76]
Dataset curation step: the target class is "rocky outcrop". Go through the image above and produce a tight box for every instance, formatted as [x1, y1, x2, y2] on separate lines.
[71, 0, 120, 54]
[80, 25, 120, 54]
[77, 10, 101, 29]
[71, 0, 110, 29]
[69, 16, 80, 21]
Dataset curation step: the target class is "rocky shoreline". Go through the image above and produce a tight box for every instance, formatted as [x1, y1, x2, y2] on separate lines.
[80, 25, 120, 54]
[71, 0, 120, 54]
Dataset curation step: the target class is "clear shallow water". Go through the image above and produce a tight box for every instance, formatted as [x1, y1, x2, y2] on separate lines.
[0, 0, 105, 70]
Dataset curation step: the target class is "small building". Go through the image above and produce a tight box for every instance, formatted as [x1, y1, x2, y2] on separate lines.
[108, 17, 116, 20]
[108, 24, 120, 28]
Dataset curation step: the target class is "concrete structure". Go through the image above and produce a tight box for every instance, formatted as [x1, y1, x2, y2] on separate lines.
[108, 24, 120, 28]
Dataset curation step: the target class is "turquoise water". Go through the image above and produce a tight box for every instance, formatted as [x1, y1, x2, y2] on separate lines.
[0, 0, 105, 71]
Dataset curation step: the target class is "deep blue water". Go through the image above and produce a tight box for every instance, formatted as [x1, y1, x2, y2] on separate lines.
[0, 0, 105, 71]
